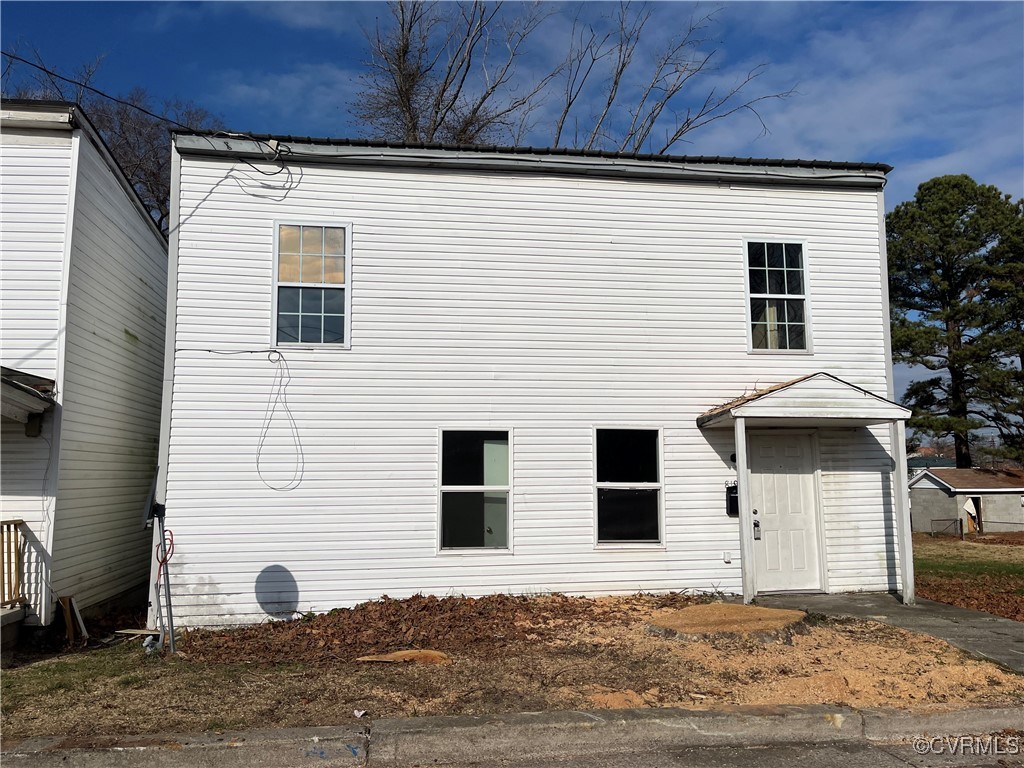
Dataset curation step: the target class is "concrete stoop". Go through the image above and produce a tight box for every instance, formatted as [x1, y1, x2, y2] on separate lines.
[2, 705, 1022, 767]
[1, 605, 27, 667]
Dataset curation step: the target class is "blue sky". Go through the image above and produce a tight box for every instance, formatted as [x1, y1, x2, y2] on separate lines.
[3, 1, 1021, 209]
[3, 1, 1022, 397]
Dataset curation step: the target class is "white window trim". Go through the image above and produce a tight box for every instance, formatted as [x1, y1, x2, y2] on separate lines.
[271, 219, 353, 350]
[593, 426, 666, 549]
[437, 426, 514, 555]
[742, 237, 813, 355]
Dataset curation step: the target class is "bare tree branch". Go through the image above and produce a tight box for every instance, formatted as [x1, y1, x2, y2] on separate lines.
[2, 53, 222, 232]
[552, 14, 612, 148]
[582, 2, 649, 151]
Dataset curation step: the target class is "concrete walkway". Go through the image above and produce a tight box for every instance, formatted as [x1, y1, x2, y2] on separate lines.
[757, 593, 1024, 673]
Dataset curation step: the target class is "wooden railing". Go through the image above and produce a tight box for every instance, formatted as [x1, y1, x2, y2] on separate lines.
[1, 519, 26, 608]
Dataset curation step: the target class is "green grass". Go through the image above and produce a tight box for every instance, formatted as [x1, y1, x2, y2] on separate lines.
[914, 556, 1024, 579]
[2, 641, 144, 710]
[1, 640, 274, 717]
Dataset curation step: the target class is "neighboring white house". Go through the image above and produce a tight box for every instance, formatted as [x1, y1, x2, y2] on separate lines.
[0, 101, 167, 627]
[156, 133, 914, 628]
[909, 468, 1024, 534]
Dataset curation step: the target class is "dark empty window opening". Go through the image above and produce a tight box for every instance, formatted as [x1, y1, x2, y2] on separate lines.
[441, 431, 509, 549]
[596, 429, 661, 543]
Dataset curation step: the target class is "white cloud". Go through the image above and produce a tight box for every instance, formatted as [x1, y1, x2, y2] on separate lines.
[239, 2, 381, 39]
[210, 63, 365, 137]
[693, 2, 1023, 204]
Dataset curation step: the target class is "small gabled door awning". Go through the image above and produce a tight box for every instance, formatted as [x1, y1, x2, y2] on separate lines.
[696, 372, 910, 430]
[699, 372, 916, 606]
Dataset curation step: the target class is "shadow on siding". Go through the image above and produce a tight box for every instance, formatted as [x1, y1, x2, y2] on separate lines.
[255, 564, 300, 620]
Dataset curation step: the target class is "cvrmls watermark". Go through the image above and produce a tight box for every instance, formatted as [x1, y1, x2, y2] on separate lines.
[913, 735, 1020, 756]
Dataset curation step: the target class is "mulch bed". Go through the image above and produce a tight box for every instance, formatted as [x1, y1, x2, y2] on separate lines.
[178, 592, 701, 664]
[968, 532, 1024, 547]
[916, 574, 1024, 621]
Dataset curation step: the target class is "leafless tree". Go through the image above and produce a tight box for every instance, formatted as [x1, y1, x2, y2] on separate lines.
[355, 1, 793, 152]
[355, 1, 558, 144]
[2, 50, 221, 232]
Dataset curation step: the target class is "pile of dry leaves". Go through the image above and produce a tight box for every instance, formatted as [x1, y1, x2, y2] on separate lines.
[178, 592, 700, 664]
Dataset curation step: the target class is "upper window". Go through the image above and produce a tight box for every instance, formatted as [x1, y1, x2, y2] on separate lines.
[596, 429, 661, 543]
[747, 241, 806, 351]
[276, 224, 348, 345]
[440, 430, 510, 549]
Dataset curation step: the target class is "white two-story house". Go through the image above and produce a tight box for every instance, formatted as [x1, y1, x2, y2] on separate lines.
[1, 101, 167, 630]
[156, 134, 913, 627]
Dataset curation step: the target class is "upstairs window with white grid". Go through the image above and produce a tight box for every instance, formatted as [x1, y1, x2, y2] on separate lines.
[276, 224, 348, 345]
[747, 241, 807, 351]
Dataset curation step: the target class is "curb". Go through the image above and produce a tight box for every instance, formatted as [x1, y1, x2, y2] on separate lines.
[2, 706, 1020, 767]
[370, 705, 1024, 765]
[1, 727, 369, 768]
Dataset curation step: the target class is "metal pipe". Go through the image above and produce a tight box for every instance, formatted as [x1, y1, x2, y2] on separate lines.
[158, 514, 176, 653]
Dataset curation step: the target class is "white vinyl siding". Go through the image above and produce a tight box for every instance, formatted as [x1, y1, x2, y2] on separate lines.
[0, 135, 74, 379]
[164, 153, 894, 626]
[47, 134, 167, 612]
[819, 426, 900, 591]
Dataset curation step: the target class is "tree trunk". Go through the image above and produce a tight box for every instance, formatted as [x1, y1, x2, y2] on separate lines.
[948, 319, 973, 468]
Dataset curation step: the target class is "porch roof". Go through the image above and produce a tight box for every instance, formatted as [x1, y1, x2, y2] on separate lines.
[0, 367, 55, 424]
[696, 372, 911, 429]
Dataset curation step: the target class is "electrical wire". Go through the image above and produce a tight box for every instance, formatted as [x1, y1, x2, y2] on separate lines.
[155, 528, 175, 583]
[255, 350, 305, 491]
[2, 51, 288, 174]
[2, 50, 196, 130]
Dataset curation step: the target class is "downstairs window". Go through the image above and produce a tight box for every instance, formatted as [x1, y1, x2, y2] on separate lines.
[440, 430, 510, 549]
[596, 429, 662, 543]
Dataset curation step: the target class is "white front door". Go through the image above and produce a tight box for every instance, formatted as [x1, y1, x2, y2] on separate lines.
[749, 433, 822, 593]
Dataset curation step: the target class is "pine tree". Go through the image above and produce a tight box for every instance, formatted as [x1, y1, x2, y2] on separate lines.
[887, 175, 1023, 467]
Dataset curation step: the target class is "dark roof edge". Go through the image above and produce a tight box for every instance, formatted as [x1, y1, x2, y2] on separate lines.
[1, 97, 78, 111]
[173, 132, 891, 187]
[176, 130, 892, 173]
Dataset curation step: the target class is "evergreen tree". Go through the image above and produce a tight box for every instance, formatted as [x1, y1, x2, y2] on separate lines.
[887, 175, 1023, 467]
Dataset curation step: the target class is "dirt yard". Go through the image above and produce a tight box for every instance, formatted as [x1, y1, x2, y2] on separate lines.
[3, 593, 1022, 743]
[914, 532, 1024, 620]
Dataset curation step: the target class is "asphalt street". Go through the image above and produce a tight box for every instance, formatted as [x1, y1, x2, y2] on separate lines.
[3, 738, 1022, 768]
[426, 741, 1024, 768]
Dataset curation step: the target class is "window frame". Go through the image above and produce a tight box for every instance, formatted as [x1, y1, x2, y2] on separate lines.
[743, 238, 813, 355]
[437, 426, 514, 554]
[271, 219, 353, 350]
[593, 426, 665, 548]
